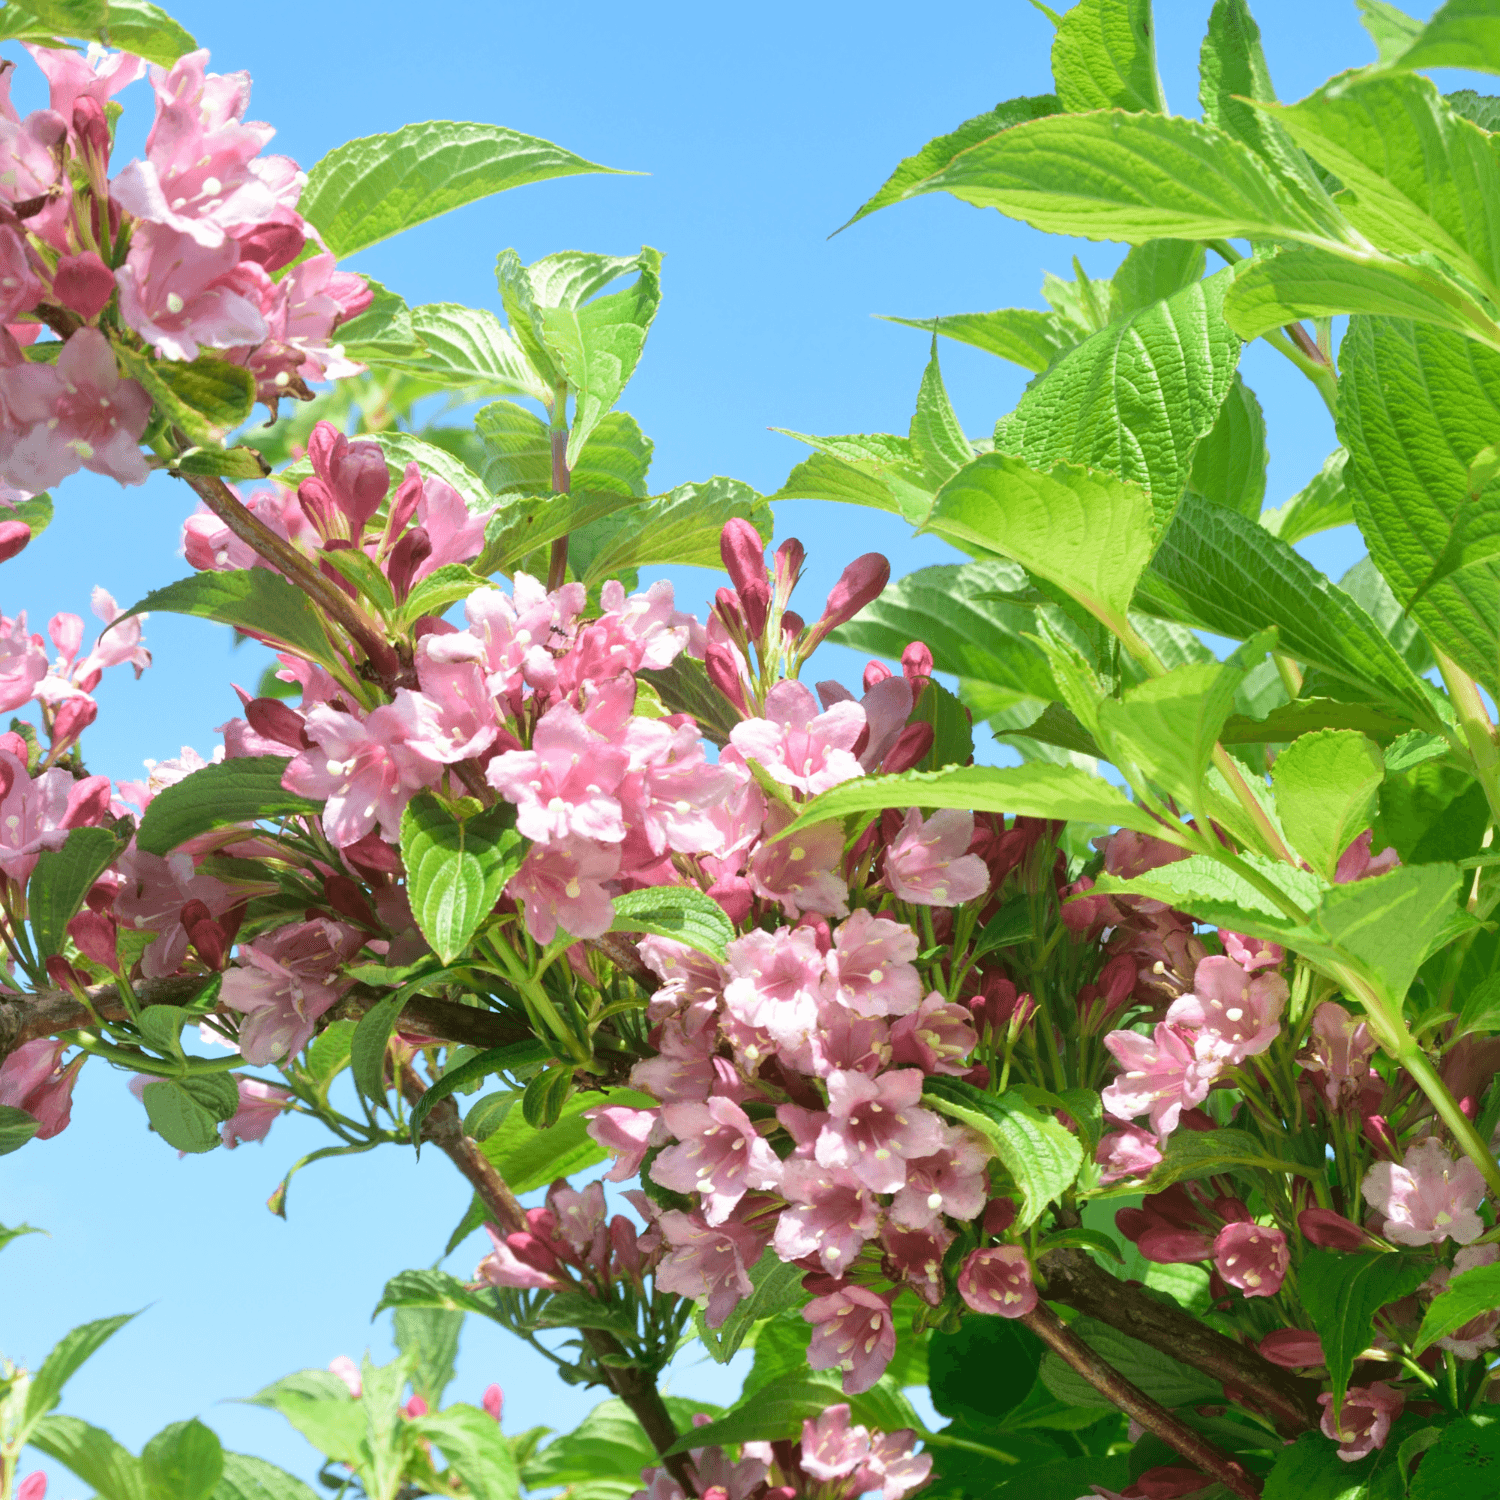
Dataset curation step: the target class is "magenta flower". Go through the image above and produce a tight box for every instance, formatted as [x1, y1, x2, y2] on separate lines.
[654, 1210, 768, 1327]
[1165, 956, 1287, 1065]
[475, 1223, 563, 1292]
[773, 1159, 881, 1274]
[798, 1404, 873, 1481]
[888, 991, 978, 1075]
[880, 1220, 954, 1305]
[859, 1430, 933, 1500]
[654, 1097, 783, 1224]
[823, 908, 922, 1017]
[1218, 929, 1284, 971]
[816, 1067, 946, 1194]
[0, 1037, 81, 1139]
[487, 700, 629, 845]
[803, 1284, 896, 1394]
[722, 925, 825, 1051]
[1101, 1023, 1221, 1137]
[958, 1246, 1038, 1318]
[585, 1104, 666, 1181]
[883, 808, 989, 907]
[220, 1076, 293, 1148]
[507, 837, 620, 945]
[746, 809, 849, 919]
[1318, 1382, 1403, 1461]
[1095, 1124, 1163, 1184]
[728, 678, 865, 796]
[1362, 1137, 1486, 1246]
[1212, 1221, 1288, 1297]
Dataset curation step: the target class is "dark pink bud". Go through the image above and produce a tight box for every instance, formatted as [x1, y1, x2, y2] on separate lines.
[609, 1215, 642, 1280]
[402, 1396, 428, 1419]
[506, 1231, 563, 1276]
[386, 526, 432, 603]
[180, 899, 230, 969]
[983, 1197, 1017, 1236]
[961, 1063, 992, 1089]
[1259, 1328, 1326, 1369]
[793, 913, 831, 953]
[51, 696, 97, 745]
[45, 954, 82, 990]
[704, 642, 748, 714]
[719, 519, 769, 638]
[1363, 1113, 1399, 1160]
[1213, 1196, 1251, 1224]
[881, 721, 934, 774]
[306, 422, 389, 535]
[772, 538, 804, 607]
[297, 477, 335, 537]
[1097, 954, 1136, 1014]
[235, 222, 306, 273]
[0, 731, 27, 764]
[383, 463, 423, 548]
[815, 552, 890, 635]
[0, 521, 31, 563]
[780, 610, 804, 640]
[863, 660, 893, 691]
[245, 696, 307, 749]
[713, 588, 746, 637]
[67, 909, 118, 969]
[71, 98, 110, 163]
[482, 1384, 503, 1422]
[1176, 1108, 1216, 1132]
[52, 252, 115, 320]
[1297, 1207, 1370, 1250]
[902, 641, 934, 680]
[62, 775, 110, 828]
[342, 831, 403, 876]
[324, 874, 379, 931]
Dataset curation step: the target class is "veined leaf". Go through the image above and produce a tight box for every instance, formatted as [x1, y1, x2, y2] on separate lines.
[408, 1406, 519, 1500]
[1110, 239, 1208, 319]
[136, 756, 320, 857]
[1260, 448, 1352, 545]
[1271, 730, 1386, 881]
[1189, 374, 1267, 520]
[479, 1085, 654, 1195]
[409, 1040, 550, 1145]
[475, 401, 653, 500]
[879, 309, 1075, 373]
[142, 1419, 223, 1500]
[301, 121, 622, 258]
[28, 826, 123, 959]
[0, 1106, 40, 1156]
[608, 886, 733, 964]
[1408, 1416, 1500, 1499]
[1394, 0, 1500, 77]
[1414, 1261, 1500, 1353]
[1137, 1125, 1313, 1191]
[769, 430, 934, 523]
[695, 1250, 807, 1364]
[100, 2, 197, 64]
[373, 1268, 504, 1322]
[367, 302, 549, 402]
[524, 1397, 721, 1490]
[1359, 0, 1424, 64]
[1050, 0, 1163, 113]
[333, 278, 419, 361]
[142, 1076, 238, 1154]
[1038, 1317, 1220, 1410]
[25, 1415, 152, 1500]
[213, 1453, 322, 1500]
[665, 1379, 905, 1454]
[908, 340, 972, 488]
[24, 1312, 138, 1430]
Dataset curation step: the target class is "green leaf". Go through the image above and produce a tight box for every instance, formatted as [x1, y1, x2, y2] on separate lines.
[394, 1305, 462, 1408]
[9, 0, 104, 31]
[476, 489, 645, 578]
[212, 1453, 321, 1500]
[300, 121, 621, 258]
[174, 445, 272, 481]
[1272, 730, 1386, 881]
[1137, 1125, 1312, 1191]
[879, 309, 1076, 373]
[119, 570, 335, 671]
[367, 302, 548, 400]
[769, 430, 934, 523]
[1050, 0, 1163, 113]
[111, 343, 252, 447]
[373, 1268, 504, 1322]
[463, 1091, 517, 1142]
[926, 453, 1155, 634]
[5, 491, 52, 541]
[839, 95, 1059, 229]
[28, 826, 123, 959]
[1359, 0, 1424, 64]
[1302, 1249, 1431, 1410]
[101, 2, 197, 64]
[1038, 1316, 1220, 1409]
[915, 109, 1354, 247]
[400, 795, 522, 964]
[1137, 494, 1442, 727]
[1189, 374, 1267, 520]
[1414, 1261, 1500, 1353]
[478, 1085, 654, 1195]
[908, 340, 973, 487]
[1111, 239, 1209, 320]
[410, 1040, 550, 1144]
[24, 1312, 138, 1429]
[665, 1380, 899, 1453]
[1396, 0, 1500, 77]
[608, 886, 732, 964]
[26, 1415, 151, 1500]
[410, 1405, 519, 1500]
[0, 1104, 40, 1156]
[141, 1078, 233, 1153]
[637, 654, 742, 749]
[1264, 1426, 1408, 1500]
[695, 1249, 807, 1364]
[922, 1076, 1083, 1228]
[992, 270, 1241, 533]
[333, 278, 419, 362]
[474, 400, 655, 501]
[0, 1220, 41, 1252]
[245, 1372, 365, 1467]
[524, 1398, 720, 1491]
[136, 756, 319, 857]
[521, 1065, 572, 1129]
[142, 1420, 223, 1500]
[1261, 448, 1352, 545]
[350, 993, 406, 1103]
[1408, 1414, 1500, 1497]
[303, 1019, 356, 1090]
[929, 1318, 1043, 1425]
[136, 1005, 189, 1059]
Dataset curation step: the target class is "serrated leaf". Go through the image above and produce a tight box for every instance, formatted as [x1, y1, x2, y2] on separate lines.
[373, 1268, 504, 1321]
[1391, 0, 1500, 80]
[1189, 373, 1267, 520]
[769, 431, 933, 523]
[908, 340, 972, 487]
[301, 122, 621, 258]
[1408, 1415, 1500, 1499]
[665, 1379, 899, 1454]
[212, 1453, 321, 1500]
[1360, 0, 1425, 65]
[410, 1405, 520, 1500]
[922, 1076, 1082, 1228]
[410, 1040, 551, 1144]
[142, 1077, 237, 1153]
[1414, 1261, 1500, 1353]
[136, 755, 320, 856]
[142, 1419, 223, 1500]
[363, 301, 547, 398]
[100, 2, 197, 64]
[1110, 239, 1209, 320]
[24, 1313, 137, 1429]
[1272, 730, 1386, 881]
[1260, 448, 1351, 545]
[26, 1415, 151, 1500]
[607, 887, 732, 964]
[1134, 1125, 1312, 1191]
[400, 795, 522, 964]
[880, 309, 1076, 373]
[0, 1104, 40, 1156]
[333, 278, 419, 361]
[27, 825, 122, 959]
[694, 1250, 807, 1364]
[523, 1398, 720, 1490]
[637, 654, 742, 749]
[1051, 0, 1163, 113]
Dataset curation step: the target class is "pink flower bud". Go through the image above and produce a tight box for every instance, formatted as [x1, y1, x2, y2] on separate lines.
[307, 422, 389, 535]
[863, 660, 893, 691]
[719, 520, 770, 638]
[1134, 1467, 1215, 1499]
[329, 1356, 362, 1397]
[1258, 1328, 1325, 1368]
[957, 1245, 1037, 1318]
[45, 954, 82, 990]
[902, 640, 933, 681]
[773, 538, 804, 607]
[1212, 1221, 1288, 1297]
[386, 526, 432, 603]
[382, 463, 424, 548]
[814, 553, 890, 637]
[482, 1384, 503, 1422]
[51, 695, 97, 744]
[402, 1395, 428, 1419]
[68, 909, 118, 969]
[0, 520, 31, 563]
[71, 98, 110, 165]
[705, 642, 748, 714]
[236, 222, 306, 273]
[1297, 1207, 1370, 1250]
[982, 1197, 1017, 1236]
[881, 721, 934, 774]
[781, 609, 804, 640]
[323, 874, 379, 931]
[62, 775, 111, 828]
[18, 1474, 45, 1500]
[53, 252, 116, 321]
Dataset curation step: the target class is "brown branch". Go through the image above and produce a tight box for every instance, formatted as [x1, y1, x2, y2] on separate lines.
[1039, 1246, 1321, 1434]
[1283, 320, 1330, 368]
[1022, 1302, 1261, 1500]
[396, 1065, 695, 1494]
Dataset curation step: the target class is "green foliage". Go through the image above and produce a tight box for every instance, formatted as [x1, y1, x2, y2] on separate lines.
[1270, 730, 1386, 881]
[1408, 1414, 1500, 1497]
[0, 1104, 40, 1155]
[399, 795, 522, 963]
[28, 826, 125, 959]
[1414, 1262, 1500, 1354]
[1049, 0, 1163, 114]
[135, 756, 321, 857]
[608, 886, 734, 963]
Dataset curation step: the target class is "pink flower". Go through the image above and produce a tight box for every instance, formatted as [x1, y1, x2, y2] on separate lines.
[1318, 1382, 1403, 1462]
[79, 587, 151, 680]
[1101, 1023, 1221, 1137]
[1425, 1244, 1500, 1358]
[507, 838, 620, 944]
[1218, 929, 1284, 971]
[0, 611, 46, 712]
[0, 82, 66, 206]
[722, 925, 825, 1051]
[1362, 1137, 1486, 1246]
[958, 1245, 1038, 1318]
[0, 227, 42, 322]
[883, 808, 989, 907]
[817, 673, 917, 773]
[638, 935, 726, 1024]
[1095, 1124, 1163, 1184]
[328, 1356, 362, 1397]
[0, 751, 94, 884]
[220, 1075, 293, 1147]
[880, 1220, 954, 1304]
[432, 578, 584, 698]
[630, 1016, 717, 1103]
[412, 470, 486, 580]
[0, 328, 152, 490]
[475, 1223, 563, 1292]
[746, 807, 849, 918]
[888, 1123, 990, 1228]
[0, 1037, 82, 1139]
[799, 1404, 872, 1481]
[1165, 956, 1287, 1065]
[487, 700, 629, 844]
[220, 937, 345, 1065]
[482, 1385, 503, 1422]
[113, 847, 234, 977]
[823, 908, 922, 1017]
[617, 717, 736, 858]
[773, 1159, 881, 1274]
[1302, 1002, 1378, 1110]
[1334, 830, 1400, 884]
[888, 992, 978, 1075]
[728, 679, 865, 796]
[653, 1097, 783, 1223]
[1258, 1329, 1326, 1369]
[585, 1104, 665, 1181]
[16, 1473, 45, 1500]
[804, 1284, 896, 1394]
[859, 1430, 933, 1500]
[401, 656, 498, 766]
[654, 1211, 768, 1327]
[1212, 1221, 1288, 1297]
[816, 1067, 945, 1194]
[234, 254, 371, 398]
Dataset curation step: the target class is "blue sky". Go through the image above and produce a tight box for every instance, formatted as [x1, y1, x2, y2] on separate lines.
[2, 0, 1487, 1488]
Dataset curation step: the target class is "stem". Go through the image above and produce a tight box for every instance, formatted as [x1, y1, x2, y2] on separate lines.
[1209, 746, 1302, 868]
[1434, 649, 1500, 827]
[547, 382, 571, 593]
[1021, 1302, 1262, 1500]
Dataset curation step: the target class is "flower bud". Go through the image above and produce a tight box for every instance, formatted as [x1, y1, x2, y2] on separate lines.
[45, 954, 83, 990]
[53, 251, 115, 321]
[245, 696, 307, 750]
[386, 525, 432, 603]
[863, 659, 893, 691]
[236, 222, 306, 273]
[705, 642, 748, 714]
[719, 520, 770, 639]
[382, 462, 424, 549]
[983, 1197, 1017, 1236]
[62, 775, 111, 827]
[1297, 1207, 1371, 1250]
[324, 874, 379, 931]
[50, 694, 97, 746]
[482, 1384, 503, 1422]
[902, 640, 934, 682]
[880, 721, 933, 774]
[813, 553, 890, 638]
[0, 520, 31, 563]
[772, 538, 804, 608]
[402, 1396, 428, 1419]
[67, 909, 118, 969]
[307, 422, 389, 535]
[1134, 1466, 1215, 1499]
[1259, 1328, 1326, 1369]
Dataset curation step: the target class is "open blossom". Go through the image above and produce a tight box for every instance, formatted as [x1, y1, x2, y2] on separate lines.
[654, 1211, 768, 1327]
[815, 1067, 945, 1194]
[1362, 1137, 1486, 1247]
[804, 1284, 896, 1394]
[1101, 1023, 1220, 1137]
[507, 837, 620, 944]
[1212, 1221, 1288, 1297]
[728, 678, 865, 795]
[722, 925, 825, 1051]
[888, 1124, 989, 1228]
[888, 992, 976, 1075]
[487, 701, 629, 844]
[746, 808, 848, 918]
[883, 808, 989, 907]
[1319, 1382, 1403, 1462]
[220, 937, 346, 1065]
[958, 1245, 1038, 1318]
[620, 717, 734, 858]
[1165, 956, 1287, 1064]
[1095, 1124, 1163, 1184]
[0, 612, 47, 711]
[475, 1223, 563, 1293]
[585, 1105, 665, 1182]
[1424, 1244, 1500, 1358]
[220, 1076, 293, 1148]
[823, 907, 922, 1017]
[0, 1037, 82, 1139]
[1302, 1001, 1378, 1110]
[774, 1159, 881, 1274]
[653, 1097, 783, 1224]
[1335, 830, 1400, 883]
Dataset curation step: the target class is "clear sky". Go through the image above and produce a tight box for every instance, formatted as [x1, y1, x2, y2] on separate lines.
[2, 0, 1487, 1489]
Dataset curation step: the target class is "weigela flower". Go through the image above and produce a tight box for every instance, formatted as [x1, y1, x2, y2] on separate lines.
[1165, 955, 1287, 1065]
[1424, 1244, 1500, 1358]
[773, 1159, 881, 1274]
[1318, 1381, 1403, 1461]
[880, 1219, 953, 1305]
[957, 1245, 1038, 1318]
[722, 925, 826, 1051]
[803, 1283, 896, 1394]
[654, 1210, 768, 1327]
[823, 907, 922, 1017]
[1212, 1221, 1288, 1297]
[728, 678, 865, 796]
[1362, 1137, 1486, 1247]
[815, 1067, 945, 1194]
[887, 992, 978, 1075]
[1095, 1124, 1163, 1184]
[746, 808, 849, 918]
[1334, 830, 1400, 883]
[488, 699, 629, 844]
[0, 1037, 82, 1138]
[887, 1123, 989, 1228]
[883, 807, 989, 907]
[0, 611, 47, 712]
[507, 837, 621, 944]
[1301, 1002, 1378, 1110]
[220, 925, 352, 1065]
[653, 1096, 783, 1224]
[1101, 1023, 1221, 1137]
[220, 1076, 293, 1148]
[475, 1223, 563, 1293]
[584, 1104, 667, 1182]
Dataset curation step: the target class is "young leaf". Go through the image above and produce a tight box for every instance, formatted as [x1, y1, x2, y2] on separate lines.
[1408, 1416, 1500, 1499]
[368, 302, 547, 398]
[1413, 1261, 1500, 1353]
[23, 1312, 139, 1429]
[25, 1415, 152, 1500]
[478, 1085, 654, 1194]
[408, 1406, 520, 1500]
[111, 343, 252, 447]
[908, 341, 972, 487]
[879, 308, 1076, 373]
[0, 1105, 41, 1156]
[839, 94, 1058, 229]
[100, 3, 197, 65]
[1110, 239, 1207, 319]
[1260, 448, 1351, 545]
[399, 795, 522, 964]
[141, 1078, 234, 1154]
[28, 826, 123, 959]
[214, 1453, 321, 1500]
[394, 1305, 463, 1408]
[769, 431, 934, 523]
[926, 453, 1156, 636]
[922, 1076, 1083, 1228]
[477, 490, 645, 578]
[332, 279, 419, 361]
[664, 1380, 868, 1452]
[141, 1419, 223, 1500]
[1389, 0, 1500, 79]
[1301, 1249, 1431, 1410]
[1038, 1317, 1220, 1410]
[694, 1249, 807, 1364]
[523, 1397, 720, 1490]
[118, 571, 336, 671]
[300, 122, 621, 257]
[992, 270, 1241, 532]
[608, 886, 733, 964]
[136, 756, 320, 857]
[373, 1269, 504, 1322]
[409, 1040, 551, 1144]
[1271, 730, 1386, 881]
[1050, 0, 1164, 113]
[1188, 374, 1267, 520]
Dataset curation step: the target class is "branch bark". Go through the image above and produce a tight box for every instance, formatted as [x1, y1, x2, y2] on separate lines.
[1022, 1302, 1262, 1500]
[1039, 1246, 1321, 1433]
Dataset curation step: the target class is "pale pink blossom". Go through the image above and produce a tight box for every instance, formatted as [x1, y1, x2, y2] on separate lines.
[0, 751, 97, 883]
[1302, 1002, 1378, 1110]
[1362, 1137, 1486, 1247]
[0, 1037, 81, 1138]
[773, 1159, 880, 1274]
[654, 1096, 783, 1223]
[233, 253, 371, 397]
[887, 1123, 990, 1228]
[654, 1210, 768, 1327]
[507, 838, 619, 944]
[638, 935, 726, 1025]
[585, 1104, 666, 1181]
[27, 43, 143, 122]
[1218, 929, 1284, 971]
[796, 1000, 890, 1079]
[823, 908, 922, 1017]
[859, 1430, 933, 1500]
[888, 992, 978, 1075]
[817, 673, 916, 772]
[475, 1223, 562, 1292]
[803, 1284, 896, 1394]
[220, 1075, 293, 1147]
[0, 227, 42, 322]
[327, 1356, 362, 1397]
[880, 1220, 953, 1305]
[618, 717, 734, 858]
[1101, 1023, 1221, 1137]
[220, 934, 346, 1065]
[1095, 1124, 1163, 1184]
[1166, 956, 1287, 1065]
[958, 1245, 1038, 1318]
[1319, 1382, 1403, 1461]
[722, 925, 825, 1051]
[487, 700, 628, 844]
[816, 1067, 945, 1194]
[0, 611, 46, 712]
[883, 808, 989, 907]
[0, 76, 66, 205]
[729, 678, 865, 796]
[403, 654, 498, 765]
[1334, 830, 1400, 883]
[746, 807, 848, 918]
[798, 1405, 873, 1482]
[629, 1016, 717, 1103]
[430, 576, 585, 697]
[1425, 1244, 1500, 1358]
[1212, 1221, 1288, 1297]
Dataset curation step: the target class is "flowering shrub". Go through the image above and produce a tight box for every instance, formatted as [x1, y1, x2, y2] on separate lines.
[9, 2, 1500, 1500]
